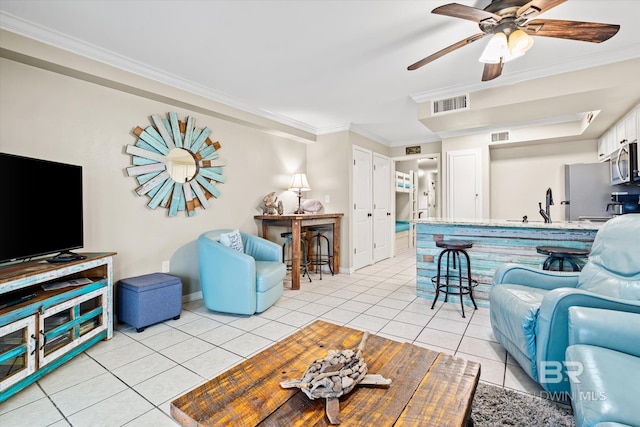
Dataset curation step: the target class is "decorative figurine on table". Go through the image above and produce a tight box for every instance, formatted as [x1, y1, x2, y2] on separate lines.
[301, 199, 323, 213]
[280, 332, 392, 424]
[261, 192, 283, 215]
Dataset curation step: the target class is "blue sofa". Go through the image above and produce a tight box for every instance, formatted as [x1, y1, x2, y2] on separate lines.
[198, 229, 286, 315]
[489, 214, 640, 395]
[566, 307, 640, 427]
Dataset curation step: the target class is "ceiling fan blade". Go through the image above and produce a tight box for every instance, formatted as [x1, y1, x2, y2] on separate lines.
[516, 0, 566, 20]
[432, 3, 502, 24]
[482, 62, 503, 82]
[408, 33, 486, 71]
[524, 19, 620, 43]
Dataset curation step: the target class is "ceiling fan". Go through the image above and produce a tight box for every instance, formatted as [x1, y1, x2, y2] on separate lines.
[408, 0, 620, 81]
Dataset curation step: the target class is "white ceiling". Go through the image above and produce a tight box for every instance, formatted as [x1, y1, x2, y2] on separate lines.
[1, 0, 639, 146]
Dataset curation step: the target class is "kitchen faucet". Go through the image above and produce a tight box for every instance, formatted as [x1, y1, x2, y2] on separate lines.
[539, 188, 554, 223]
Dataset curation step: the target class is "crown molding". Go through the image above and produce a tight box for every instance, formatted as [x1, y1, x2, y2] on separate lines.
[387, 135, 442, 148]
[436, 112, 586, 140]
[348, 124, 391, 146]
[315, 123, 351, 135]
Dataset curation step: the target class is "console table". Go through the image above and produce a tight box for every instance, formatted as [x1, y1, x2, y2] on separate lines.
[254, 213, 343, 290]
[0, 252, 116, 402]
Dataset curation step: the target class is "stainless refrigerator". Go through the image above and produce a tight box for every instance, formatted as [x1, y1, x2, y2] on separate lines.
[564, 162, 612, 221]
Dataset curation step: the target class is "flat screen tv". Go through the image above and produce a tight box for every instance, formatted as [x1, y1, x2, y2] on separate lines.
[0, 153, 84, 263]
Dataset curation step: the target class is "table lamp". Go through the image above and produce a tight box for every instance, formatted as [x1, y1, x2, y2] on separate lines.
[289, 173, 310, 214]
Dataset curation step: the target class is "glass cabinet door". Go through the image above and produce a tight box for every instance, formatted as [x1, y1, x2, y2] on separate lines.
[39, 288, 107, 367]
[0, 316, 37, 391]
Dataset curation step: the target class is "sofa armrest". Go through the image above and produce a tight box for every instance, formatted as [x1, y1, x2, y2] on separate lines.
[534, 288, 640, 393]
[242, 233, 282, 262]
[492, 263, 579, 290]
[568, 307, 640, 358]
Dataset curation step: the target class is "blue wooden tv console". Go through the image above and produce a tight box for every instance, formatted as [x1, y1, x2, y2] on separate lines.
[0, 252, 116, 403]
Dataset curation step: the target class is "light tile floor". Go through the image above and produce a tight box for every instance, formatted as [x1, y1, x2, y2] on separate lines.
[0, 248, 545, 426]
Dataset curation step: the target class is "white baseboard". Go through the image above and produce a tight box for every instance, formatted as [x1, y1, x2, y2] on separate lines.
[182, 291, 202, 303]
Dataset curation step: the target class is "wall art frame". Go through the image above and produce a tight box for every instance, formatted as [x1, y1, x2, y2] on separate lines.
[125, 112, 226, 217]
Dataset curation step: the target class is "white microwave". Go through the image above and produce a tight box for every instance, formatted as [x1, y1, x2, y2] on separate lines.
[611, 142, 639, 185]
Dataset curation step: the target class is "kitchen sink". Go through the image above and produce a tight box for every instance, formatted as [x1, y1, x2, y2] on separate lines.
[578, 216, 611, 222]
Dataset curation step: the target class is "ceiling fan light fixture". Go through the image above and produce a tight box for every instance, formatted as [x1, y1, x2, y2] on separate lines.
[508, 29, 534, 58]
[479, 32, 507, 64]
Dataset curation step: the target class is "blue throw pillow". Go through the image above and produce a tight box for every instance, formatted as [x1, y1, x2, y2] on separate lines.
[219, 230, 244, 253]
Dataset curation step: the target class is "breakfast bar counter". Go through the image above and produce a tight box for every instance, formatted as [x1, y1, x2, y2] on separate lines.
[413, 219, 602, 307]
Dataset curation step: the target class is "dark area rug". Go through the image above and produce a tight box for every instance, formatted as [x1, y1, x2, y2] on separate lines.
[471, 382, 575, 427]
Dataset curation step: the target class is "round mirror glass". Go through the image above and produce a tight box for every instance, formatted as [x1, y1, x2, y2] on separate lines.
[166, 147, 197, 183]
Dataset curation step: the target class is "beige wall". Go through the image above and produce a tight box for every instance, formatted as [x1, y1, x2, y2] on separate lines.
[0, 53, 307, 296]
[306, 131, 350, 270]
[490, 139, 598, 220]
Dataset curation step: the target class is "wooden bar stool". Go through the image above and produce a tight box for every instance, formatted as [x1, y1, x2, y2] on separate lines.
[431, 240, 478, 318]
[536, 246, 589, 271]
[281, 232, 312, 282]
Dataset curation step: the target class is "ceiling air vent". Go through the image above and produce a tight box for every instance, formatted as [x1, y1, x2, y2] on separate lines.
[490, 131, 510, 143]
[432, 94, 469, 115]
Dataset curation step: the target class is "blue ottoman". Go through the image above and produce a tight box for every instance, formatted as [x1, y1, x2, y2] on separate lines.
[117, 273, 182, 332]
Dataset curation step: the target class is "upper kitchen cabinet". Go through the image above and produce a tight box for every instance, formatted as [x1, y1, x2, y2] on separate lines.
[598, 104, 640, 161]
[625, 105, 639, 144]
[598, 127, 617, 161]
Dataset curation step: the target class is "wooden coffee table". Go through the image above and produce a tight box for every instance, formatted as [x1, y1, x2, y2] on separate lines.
[171, 320, 480, 426]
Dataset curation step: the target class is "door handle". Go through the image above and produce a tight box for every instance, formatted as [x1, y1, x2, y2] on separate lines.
[617, 145, 628, 181]
[39, 330, 47, 350]
[30, 334, 37, 355]
[367, 213, 372, 217]
[386, 212, 391, 216]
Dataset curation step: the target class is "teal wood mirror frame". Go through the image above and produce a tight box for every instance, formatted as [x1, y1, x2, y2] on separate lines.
[125, 112, 226, 217]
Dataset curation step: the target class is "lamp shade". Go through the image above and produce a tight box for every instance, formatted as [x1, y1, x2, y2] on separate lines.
[479, 30, 534, 64]
[479, 32, 508, 64]
[508, 29, 534, 59]
[289, 173, 310, 191]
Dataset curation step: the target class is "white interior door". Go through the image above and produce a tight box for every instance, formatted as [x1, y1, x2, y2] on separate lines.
[373, 153, 391, 262]
[353, 146, 372, 270]
[447, 149, 482, 219]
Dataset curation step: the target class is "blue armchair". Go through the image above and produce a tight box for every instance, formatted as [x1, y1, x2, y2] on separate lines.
[566, 307, 640, 427]
[198, 229, 286, 315]
[489, 214, 640, 395]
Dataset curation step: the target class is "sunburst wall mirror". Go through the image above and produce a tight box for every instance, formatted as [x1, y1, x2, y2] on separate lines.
[125, 112, 226, 217]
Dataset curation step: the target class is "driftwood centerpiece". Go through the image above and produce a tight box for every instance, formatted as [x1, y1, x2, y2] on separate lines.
[280, 331, 392, 424]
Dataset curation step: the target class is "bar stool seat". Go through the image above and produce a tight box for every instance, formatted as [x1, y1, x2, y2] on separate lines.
[431, 240, 477, 318]
[281, 232, 312, 282]
[306, 226, 334, 280]
[536, 246, 589, 271]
